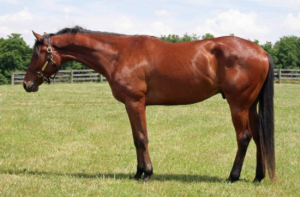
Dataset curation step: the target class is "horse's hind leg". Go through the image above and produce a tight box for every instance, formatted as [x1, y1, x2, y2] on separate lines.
[227, 106, 252, 183]
[249, 102, 265, 182]
[125, 98, 153, 181]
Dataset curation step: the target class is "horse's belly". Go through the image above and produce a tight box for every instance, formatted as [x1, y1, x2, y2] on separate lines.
[145, 80, 219, 105]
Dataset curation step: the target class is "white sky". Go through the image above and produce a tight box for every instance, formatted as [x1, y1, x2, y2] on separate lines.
[0, 0, 299, 46]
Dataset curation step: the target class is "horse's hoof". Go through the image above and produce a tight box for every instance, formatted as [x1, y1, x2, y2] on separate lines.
[143, 171, 153, 182]
[143, 174, 151, 182]
[133, 171, 143, 180]
[253, 177, 263, 183]
[226, 176, 239, 183]
[133, 167, 144, 180]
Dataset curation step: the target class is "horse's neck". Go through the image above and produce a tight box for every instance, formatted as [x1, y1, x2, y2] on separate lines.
[54, 34, 123, 81]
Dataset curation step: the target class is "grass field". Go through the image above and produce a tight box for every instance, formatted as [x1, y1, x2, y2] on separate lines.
[0, 83, 299, 196]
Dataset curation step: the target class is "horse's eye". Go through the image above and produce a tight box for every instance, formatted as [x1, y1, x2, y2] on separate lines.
[33, 53, 39, 58]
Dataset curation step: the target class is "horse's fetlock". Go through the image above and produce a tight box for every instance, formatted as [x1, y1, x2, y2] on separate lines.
[228, 173, 240, 182]
[144, 168, 153, 176]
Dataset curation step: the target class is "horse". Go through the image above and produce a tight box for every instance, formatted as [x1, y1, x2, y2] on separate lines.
[23, 26, 275, 183]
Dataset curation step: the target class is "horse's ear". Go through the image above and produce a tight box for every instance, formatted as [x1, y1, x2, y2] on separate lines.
[32, 31, 43, 42]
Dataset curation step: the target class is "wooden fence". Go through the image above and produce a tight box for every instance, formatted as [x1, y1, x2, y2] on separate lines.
[274, 69, 300, 84]
[11, 69, 106, 85]
[11, 69, 300, 85]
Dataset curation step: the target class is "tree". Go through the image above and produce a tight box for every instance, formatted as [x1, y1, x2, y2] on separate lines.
[273, 36, 300, 69]
[260, 41, 278, 65]
[201, 33, 214, 40]
[181, 33, 199, 42]
[160, 33, 199, 43]
[261, 41, 272, 53]
[253, 39, 260, 45]
[61, 61, 86, 70]
[0, 34, 32, 84]
[160, 34, 181, 43]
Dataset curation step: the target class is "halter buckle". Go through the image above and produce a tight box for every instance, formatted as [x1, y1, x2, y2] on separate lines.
[47, 47, 52, 53]
[37, 71, 43, 78]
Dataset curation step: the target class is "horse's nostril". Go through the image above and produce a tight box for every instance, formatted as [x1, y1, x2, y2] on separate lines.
[23, 82, 27, 90]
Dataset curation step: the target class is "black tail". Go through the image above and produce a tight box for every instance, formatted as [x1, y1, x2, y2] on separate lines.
[258, 53, 276, 180]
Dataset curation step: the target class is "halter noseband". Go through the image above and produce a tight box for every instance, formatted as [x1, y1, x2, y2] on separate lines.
[28, 34, 60, 84]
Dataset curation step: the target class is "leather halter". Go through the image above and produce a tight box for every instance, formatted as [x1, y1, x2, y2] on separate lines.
[27, 35, 59, 84]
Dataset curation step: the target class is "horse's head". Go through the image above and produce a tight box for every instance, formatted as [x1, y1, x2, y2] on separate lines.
[23, 31, 62, 92]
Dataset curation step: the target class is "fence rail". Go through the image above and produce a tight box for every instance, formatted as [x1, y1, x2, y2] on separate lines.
[11, 69, 300, 85]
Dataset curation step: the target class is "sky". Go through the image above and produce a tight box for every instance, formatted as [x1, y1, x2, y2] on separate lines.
[0, 0, 299, 46]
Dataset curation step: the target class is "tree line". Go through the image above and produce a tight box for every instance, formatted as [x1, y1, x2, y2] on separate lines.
[1, 32, 300, 84]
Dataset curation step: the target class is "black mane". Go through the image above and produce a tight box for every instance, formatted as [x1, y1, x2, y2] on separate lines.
[47, 26, 128, 37]
[55, 26, 89, 35]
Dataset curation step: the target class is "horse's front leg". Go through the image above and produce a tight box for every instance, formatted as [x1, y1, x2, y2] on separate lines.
[125, 97, 153, 181]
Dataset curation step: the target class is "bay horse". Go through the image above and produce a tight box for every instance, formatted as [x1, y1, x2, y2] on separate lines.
[23, 26, 275, 183]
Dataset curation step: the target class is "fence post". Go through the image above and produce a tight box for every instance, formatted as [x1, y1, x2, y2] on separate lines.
[99, 74, 102, 82]
[71, 70, 74, 84]
[11, 73, 15, 85]
[278, 69, 281, 84]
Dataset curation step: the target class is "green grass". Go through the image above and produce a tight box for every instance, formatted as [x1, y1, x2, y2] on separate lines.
[0, 83, 299, 196]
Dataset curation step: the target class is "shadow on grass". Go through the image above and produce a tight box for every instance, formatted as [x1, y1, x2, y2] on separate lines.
[1, 169, 225, 183]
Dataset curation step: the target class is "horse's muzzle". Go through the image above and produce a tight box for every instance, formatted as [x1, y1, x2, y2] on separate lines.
[23, 81, 39, 92]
